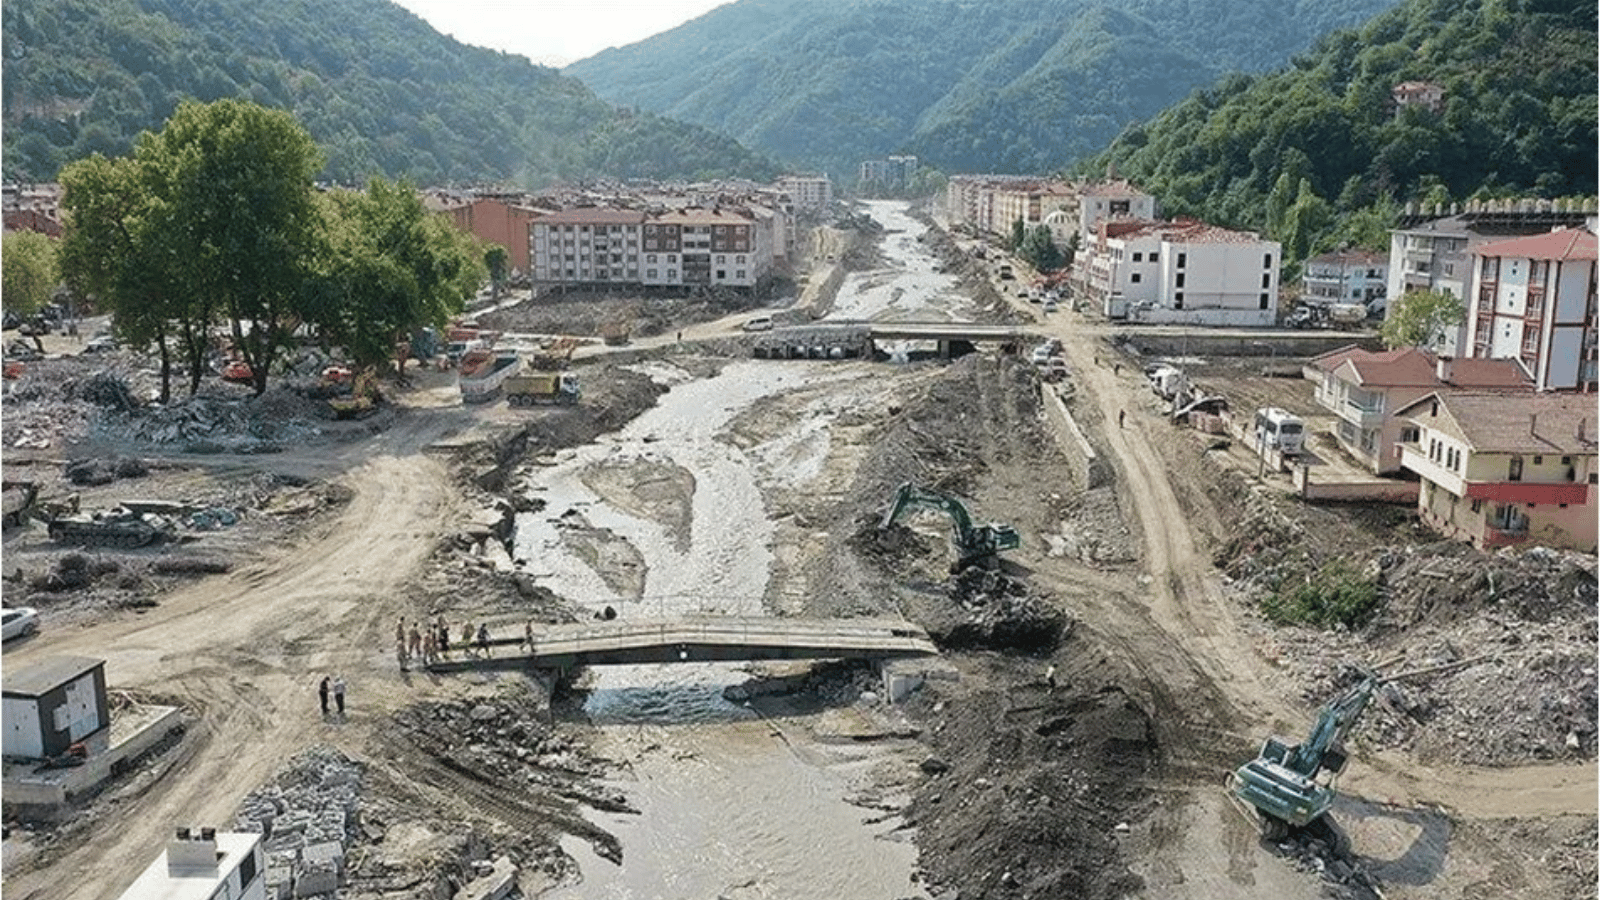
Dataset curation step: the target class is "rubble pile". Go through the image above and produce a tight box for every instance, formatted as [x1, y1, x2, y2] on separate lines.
[1276, 829, 1385, 900]
[234, 746, 364, 900]
[937, 566, 1071, 652]
[1273, 543, 1598, 767]
[1042, 484, 1138, 567]
[102, 386, 330, 452]
[64, 456, 148, 486]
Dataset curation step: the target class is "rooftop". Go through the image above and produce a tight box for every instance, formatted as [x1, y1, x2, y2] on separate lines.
[3, 655, 104, 698]
[1317, 346, 1532, 390]
[1472, 228, 1598, 262]
[1401, 391, 1599, 455]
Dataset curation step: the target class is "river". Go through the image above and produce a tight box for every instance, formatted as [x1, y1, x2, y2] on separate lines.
[518, 200, 958, 899]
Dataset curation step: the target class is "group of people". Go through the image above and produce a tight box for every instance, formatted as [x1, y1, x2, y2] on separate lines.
[395, 616, 543, 670]
[317, 674, 346, 719]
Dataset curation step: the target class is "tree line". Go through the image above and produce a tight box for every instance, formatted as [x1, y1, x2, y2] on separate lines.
[57, 99, 485, 402]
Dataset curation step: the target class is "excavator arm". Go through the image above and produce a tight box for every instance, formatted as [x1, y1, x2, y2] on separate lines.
[879, 482, 1018, 570]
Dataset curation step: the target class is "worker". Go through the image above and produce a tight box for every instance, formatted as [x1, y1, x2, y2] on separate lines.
[477, 622, 491, 658]
[1045, 665, 1057, 691]
[1118, 409, 1126, 429]
[462, 622, 475, 657]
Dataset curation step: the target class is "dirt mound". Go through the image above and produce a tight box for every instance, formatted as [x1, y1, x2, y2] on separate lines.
[904, 654, 1155, 900]
[478, 292, 770, 341]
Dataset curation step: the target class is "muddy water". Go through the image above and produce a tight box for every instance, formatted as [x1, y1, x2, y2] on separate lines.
[521, 200, 953, 899]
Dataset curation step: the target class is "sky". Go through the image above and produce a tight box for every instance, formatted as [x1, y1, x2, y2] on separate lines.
[390, 0, 735, 68]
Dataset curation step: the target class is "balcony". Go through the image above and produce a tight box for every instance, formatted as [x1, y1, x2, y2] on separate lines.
[1462, 480, 1590, 505]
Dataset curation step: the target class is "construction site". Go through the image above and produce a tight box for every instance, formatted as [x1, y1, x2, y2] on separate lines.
[1, 200, 1594, 900]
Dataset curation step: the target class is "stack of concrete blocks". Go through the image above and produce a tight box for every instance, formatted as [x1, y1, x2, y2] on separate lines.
[234, 747, 362, 900]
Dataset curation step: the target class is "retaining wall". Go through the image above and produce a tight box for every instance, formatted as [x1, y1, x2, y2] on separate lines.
[1038, 383, 1110, 490]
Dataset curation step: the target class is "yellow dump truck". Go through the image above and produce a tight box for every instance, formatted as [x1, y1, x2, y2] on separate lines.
[504, 369, 580, 407]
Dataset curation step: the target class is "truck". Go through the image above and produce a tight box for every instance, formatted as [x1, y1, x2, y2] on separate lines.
[1254, 407, 1306, 456]
[458, 351, 523, 404]
[1326, 303, 1368, 327]
[504, 369, 580, 407]
[997, 263, 1014, 280]
[600, 319, 631, 346]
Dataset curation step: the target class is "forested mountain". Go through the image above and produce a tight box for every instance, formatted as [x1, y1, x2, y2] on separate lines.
[1080, 0, 1596, 243]
[564, 0, 1401, 178]
[1, 0, 780, 186]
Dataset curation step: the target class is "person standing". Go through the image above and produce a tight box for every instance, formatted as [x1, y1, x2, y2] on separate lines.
[523, 620, 534, 653]
[332, 675, 347, 718]
[462, 622, 475, 657]
[408, 622, 422, 659]
[318, 675, 330, 717]
[477, 622, 491, 658]
[422, 629, 436, 666]
[437, 616, 451, 658]
[1118, 409, 1126, 429]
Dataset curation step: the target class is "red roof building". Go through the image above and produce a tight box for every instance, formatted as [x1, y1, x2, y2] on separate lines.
[1465, 227, 1597, 392]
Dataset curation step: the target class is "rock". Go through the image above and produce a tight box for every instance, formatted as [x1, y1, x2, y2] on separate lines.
[920, 756, 951, 774]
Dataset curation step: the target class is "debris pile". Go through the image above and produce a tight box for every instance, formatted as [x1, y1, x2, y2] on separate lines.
[102, 387, 329, 452]
[937, 566, 1070, 652]
[234, 746, 363, 900]
[64, 456, 148, 486]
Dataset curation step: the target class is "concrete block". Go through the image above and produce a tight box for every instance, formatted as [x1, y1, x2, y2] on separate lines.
[453, 855, 518, 900]
[302, 840, 345, 873]
[294, 863, 339, 898]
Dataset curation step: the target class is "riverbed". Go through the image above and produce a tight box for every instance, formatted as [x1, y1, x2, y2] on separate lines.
[519, 200, 961, 898]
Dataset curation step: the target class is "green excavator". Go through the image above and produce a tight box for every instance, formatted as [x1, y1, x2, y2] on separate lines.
[879, 482, 1020, 572]
[1227, 674, 1377, 845]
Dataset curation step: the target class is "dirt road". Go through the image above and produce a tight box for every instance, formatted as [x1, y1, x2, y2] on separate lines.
[3, 406, 469, 900]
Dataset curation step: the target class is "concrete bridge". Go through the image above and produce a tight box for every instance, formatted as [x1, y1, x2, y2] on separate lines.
[426, 615, 939, 673]
[751, 319, 1036, 361]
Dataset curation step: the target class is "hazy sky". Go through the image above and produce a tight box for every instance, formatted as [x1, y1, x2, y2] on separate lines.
[391, 0, 735, 68]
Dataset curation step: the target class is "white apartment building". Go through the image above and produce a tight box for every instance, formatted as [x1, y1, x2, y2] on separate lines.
[530, 208, 645, 288]
[643, 207, 774, 289]
[1088, 220, 1281, 326]
[1302, 249, 1388, 309]
[117, 830, 266, 900]
[1076, 180, 1158, 248]
[1465, 227, 1598, 392]
[777, 175, 833, 211]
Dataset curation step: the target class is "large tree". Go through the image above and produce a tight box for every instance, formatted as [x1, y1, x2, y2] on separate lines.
[314, 179, 483, 376]
[2, 231, 58, 318]
[1381, 288, 1465, 351]
[132, 99, 325, 395]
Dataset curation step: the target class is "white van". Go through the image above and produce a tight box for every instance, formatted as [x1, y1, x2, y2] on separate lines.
[1254, 407, 1306, 455]
[742, 315, 774, 332]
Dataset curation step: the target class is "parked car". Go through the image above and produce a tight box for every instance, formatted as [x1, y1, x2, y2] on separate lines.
[84, 333, 118, 353]
[2, 606, 39, 641]
[1043, 300, 1059, 313]
[742, 315, 774, 332]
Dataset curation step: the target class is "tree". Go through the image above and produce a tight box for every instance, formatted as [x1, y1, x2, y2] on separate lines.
[484, 245, 508, 301]
[2, 231, 59, 317]
[135, 99, 324, 395]
[1018, 224, 1063, 273]
[315, 179, 482, 376]
[1009, 217, 1027, 252]
[1381, 288, 1465, 350]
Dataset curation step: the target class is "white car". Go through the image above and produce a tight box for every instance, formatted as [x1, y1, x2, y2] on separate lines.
[2, 607, 39, 641]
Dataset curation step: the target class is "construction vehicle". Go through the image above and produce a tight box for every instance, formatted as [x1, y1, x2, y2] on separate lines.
[46, 505, 175, 548]
[3, 481, 39, 527]
[325, 367, 382, 420]
[458, 350, 522, 403]
[879, 482, 1020, 572]
[600, 318, 631, 346]
[504, 367, 580, 407]
[1227, 674, 1377, 843]
[528, 336, 581, 370]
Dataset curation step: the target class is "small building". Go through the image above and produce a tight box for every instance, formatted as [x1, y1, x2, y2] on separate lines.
[1391, 81, 1445, 116]
[3, 655, 110, 761]
[777, 174, 833, 211]
[1396, 391, 1597, 551]
[116, 829, 267, 900]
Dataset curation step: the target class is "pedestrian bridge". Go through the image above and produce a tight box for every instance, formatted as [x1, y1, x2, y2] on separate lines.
[426, 615, 939, 673]
[751, 319, 1036, 361]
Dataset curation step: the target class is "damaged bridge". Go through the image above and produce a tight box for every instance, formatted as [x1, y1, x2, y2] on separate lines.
[752, 320, 1034, 361]
[427, 615, 939, 673]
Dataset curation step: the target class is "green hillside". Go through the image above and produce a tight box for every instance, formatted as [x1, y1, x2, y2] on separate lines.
[564, 0, 1401, 178]
[1, 0, 780, 186]
[1082, 0, 1597, 234]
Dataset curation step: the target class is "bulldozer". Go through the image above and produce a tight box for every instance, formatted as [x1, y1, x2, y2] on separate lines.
[879, 481, 1020, 572]
[1227, 673, 1377, 848]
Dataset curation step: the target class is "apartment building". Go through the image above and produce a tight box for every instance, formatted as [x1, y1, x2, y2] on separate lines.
[1465, 227, 1598, 392]
[1087, 219, 1281, 326]
[530, 208, 647, 288]
[777, 174, 833, 211]
[1385, 201, 1595, 355]
[1076, 180, 1158, 247]
[643, 207, 772, 289]
[430, 194, 539, 274]
[1302, 250, 1388, 310]
[1396, 391, 1596, 552]
[1304, 346, 1532, 474]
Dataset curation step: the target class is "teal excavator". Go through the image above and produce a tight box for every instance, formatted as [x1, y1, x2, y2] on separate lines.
[879, 482, 1020, 572]
[1227, 674, 1377, 845]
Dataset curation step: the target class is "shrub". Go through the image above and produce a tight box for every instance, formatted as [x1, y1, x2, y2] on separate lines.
[1260, 559, 1381, 629]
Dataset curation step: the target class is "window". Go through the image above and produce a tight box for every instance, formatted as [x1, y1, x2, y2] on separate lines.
[737, 255, 746, 264]
[1534, 455, 1544, 465]
[1132, 252, 1143, 262]
[668, 270, 677, 279]
[736, 270, 746, 279]
[1471, 499, 1483, 513]
[647, 269, 657, 278]
[1262, 273, 1272, 289]
[1149, 252, 1158, 263]
[1174, 292, 1183, 309]
[1130, 273, 1142, 283]
[1400, 426, 1419, 444]
[1263, 253, 1273, 269]
[1509, 456, 1523, 481]
[717, 255, 726, 264]
[239, 848, 259, 889]
[647, 254, 657, 263]
[1561, 456, 1572, 465]
[646, 224, 657, 233]
[1176, 273, 1185, 288]
[1259, 293, 1269, 309]
[1177, 253, 1187, 269]
[717, 270, 726, 279]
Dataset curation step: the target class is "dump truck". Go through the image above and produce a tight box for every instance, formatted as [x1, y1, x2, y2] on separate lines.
[458, 350, 522, 404]
[504, 369, 580, 407]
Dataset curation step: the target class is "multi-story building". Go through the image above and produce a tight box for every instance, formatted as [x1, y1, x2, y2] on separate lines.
[1086, 219, 1281, 326]
[1464, 227, 1598, 393]
[1396, 391, 1596, 551]
[116, 829, 267, 900]
[1076, 180, 1158, 248]
[530, 208, 646, 289]
[1385, 200, 1596, 355]
[429, 194, 540, 275]
[1304, 346, 1532, 474]
[530, 204, 776, 292]
[1301, 250, 1388, 310]
[777, 174, 833, 211]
